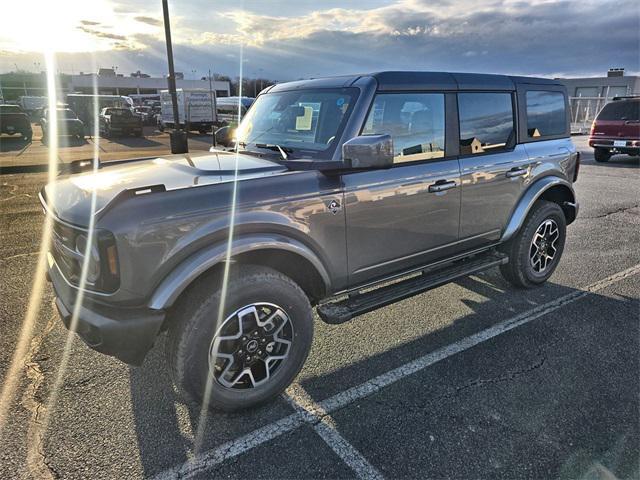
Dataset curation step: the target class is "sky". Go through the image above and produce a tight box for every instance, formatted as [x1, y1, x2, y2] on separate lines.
[1, 0, 638, 80]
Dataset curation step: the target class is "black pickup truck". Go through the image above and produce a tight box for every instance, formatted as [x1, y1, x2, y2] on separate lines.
[98, 107, 143, 137]
[0, 104, 33, 141]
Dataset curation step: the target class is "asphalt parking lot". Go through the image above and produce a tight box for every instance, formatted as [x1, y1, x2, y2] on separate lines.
[0, 124, 216, 171]
[0, 136, 638, 479]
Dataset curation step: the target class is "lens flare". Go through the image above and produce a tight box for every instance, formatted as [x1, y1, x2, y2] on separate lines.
[0, 50, 59, 441]
[193, 42, 245, 455]
[23, 58, 101, 468]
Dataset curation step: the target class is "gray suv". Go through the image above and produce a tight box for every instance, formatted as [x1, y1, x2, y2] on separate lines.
[42, 72, 579, 411]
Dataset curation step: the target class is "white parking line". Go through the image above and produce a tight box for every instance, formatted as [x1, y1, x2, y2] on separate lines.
[286, 384, 385, 480]
[152, 263, 640, 480]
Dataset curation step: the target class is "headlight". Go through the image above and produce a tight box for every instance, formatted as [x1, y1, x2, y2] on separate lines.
[75, 234, 101, 284]
[51, 222, 119, 293]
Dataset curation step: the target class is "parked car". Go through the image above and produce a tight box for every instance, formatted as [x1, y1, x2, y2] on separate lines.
[0, 104, 32, 141]
[589, 97, 640, 162]
[134, 106, 154, 125]
[40, 108, 85, 141]
[41, 71, 579, 412]
[67, 94, 134, 131]
[215, 96, 254, 126]
[99, 107, 143, 137]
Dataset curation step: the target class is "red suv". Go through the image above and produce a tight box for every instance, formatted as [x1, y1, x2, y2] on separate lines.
[589, 97, 640, 162]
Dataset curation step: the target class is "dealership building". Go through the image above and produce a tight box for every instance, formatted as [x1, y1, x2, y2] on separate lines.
[558, 68, 640, 132]
[67, 68, 231, 98]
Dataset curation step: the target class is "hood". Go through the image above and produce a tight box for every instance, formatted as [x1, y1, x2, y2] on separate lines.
[42, 150, 287, 225]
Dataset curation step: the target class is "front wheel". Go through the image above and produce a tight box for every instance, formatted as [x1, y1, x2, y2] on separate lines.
[594, 147, 611, 162]
[499, 200, 566, 288]
[166, 265, 314, 411]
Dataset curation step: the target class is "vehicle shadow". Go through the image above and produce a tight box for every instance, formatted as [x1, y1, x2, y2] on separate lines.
[0, 136, 31, 153]
[585, 155, 640, 169]
[128, 272, 638, 478]
[42, 136, 88, 148]
[101, 136, 163, 148]
[129, 335, 295, 477]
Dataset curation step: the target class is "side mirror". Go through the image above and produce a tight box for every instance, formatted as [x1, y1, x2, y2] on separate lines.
[214, 126, 235, 147]
[342, 134, 394, 169]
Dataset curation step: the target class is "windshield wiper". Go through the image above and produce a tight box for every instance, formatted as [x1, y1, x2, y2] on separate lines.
[255, 143, 292, 160]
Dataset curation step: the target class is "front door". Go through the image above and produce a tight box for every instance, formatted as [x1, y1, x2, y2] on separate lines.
[342, 92, 461, 286]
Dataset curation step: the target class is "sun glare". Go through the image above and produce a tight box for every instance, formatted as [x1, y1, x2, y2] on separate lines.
[0, 0, 141, 53]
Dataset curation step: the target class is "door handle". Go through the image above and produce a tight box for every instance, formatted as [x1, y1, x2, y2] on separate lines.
[428, 180, 457, 193]
[506, 167, 528, 178]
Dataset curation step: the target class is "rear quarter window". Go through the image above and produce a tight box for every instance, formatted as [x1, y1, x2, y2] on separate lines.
[458, 92, 514, 155]
[526, 91, 566, 138]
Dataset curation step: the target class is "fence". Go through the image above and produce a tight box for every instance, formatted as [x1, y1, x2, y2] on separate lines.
[568, 94, 640, 134]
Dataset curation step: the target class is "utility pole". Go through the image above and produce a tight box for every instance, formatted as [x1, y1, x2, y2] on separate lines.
[162, 0, 188, 153]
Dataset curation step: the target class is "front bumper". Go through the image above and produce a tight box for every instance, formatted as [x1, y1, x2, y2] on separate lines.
[48, 253, 165, 365]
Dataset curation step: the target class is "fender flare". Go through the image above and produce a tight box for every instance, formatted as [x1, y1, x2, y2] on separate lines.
[501, 176, 577, 243]
[148, 234, 331, 310]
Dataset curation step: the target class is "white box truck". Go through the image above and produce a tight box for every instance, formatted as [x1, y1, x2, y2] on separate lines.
[159, 89, 216, 133]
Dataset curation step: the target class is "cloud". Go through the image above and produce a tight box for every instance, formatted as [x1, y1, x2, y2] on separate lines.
[187, 0, 638, 78]
[1, 0, 637, 80]
[77, 26, 126, 41]
[134, 16, 162, 27]
[80, 20, 101, 26]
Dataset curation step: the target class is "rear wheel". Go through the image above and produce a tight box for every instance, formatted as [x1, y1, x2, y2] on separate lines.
[499, 200, 566, 288]
[166, 265, 314, 411]
[594, 147, 611, 162]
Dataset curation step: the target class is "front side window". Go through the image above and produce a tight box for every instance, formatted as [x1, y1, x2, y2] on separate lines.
[458, 93, 514, 155]
[526, 91, 566, 138]
[235, 88, 357, 158]
[362, 93, 445, 163]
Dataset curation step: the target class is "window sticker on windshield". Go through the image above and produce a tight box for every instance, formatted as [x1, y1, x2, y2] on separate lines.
[296, 106, 313, 131]
[336, 98, 345, 107]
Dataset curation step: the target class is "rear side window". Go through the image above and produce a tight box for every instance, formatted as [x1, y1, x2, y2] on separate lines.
[458, 93, 514, 155]
[362, 93, 445, 163]
[526, 91, 566, 138]
[597, 101, 640, 121]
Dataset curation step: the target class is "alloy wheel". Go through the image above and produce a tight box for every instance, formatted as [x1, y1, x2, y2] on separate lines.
[529, 218, 560, 273]
[208, 303, 293, 389]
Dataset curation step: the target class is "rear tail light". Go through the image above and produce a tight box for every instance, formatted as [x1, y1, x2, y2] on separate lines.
[589, 121, 596, 135]
[573, 151, 580, 182]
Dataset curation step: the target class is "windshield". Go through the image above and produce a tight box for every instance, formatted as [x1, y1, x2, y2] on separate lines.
[235, 88, 358, 158]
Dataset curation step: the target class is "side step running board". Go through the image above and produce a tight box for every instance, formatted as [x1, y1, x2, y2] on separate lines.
[317, 251, 508, 324]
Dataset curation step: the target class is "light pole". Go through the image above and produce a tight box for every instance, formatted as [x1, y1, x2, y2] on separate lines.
[208, 69, 218, 148]
[162, 0, 188, 153]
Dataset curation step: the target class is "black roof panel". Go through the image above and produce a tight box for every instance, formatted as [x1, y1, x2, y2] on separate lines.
[269, 71, 564, 93]
[372, 71, 457, 91]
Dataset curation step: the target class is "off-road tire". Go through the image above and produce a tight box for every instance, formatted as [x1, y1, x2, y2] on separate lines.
[166, 265, 313, 412]
[499, 200, 566, 288]
[594, 147, 611, 162]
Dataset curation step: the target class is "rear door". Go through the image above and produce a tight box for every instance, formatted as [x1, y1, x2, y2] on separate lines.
[457, 91, 530, 248]
[342, 92, 461, 286]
